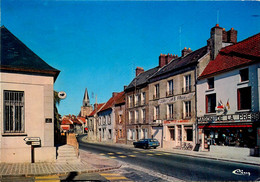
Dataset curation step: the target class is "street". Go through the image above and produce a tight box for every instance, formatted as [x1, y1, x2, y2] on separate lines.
[78, 137, 260, 181]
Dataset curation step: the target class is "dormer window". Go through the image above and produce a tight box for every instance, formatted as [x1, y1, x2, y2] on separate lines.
[240, 68, 249, 82]
[207, 77, 214, 89]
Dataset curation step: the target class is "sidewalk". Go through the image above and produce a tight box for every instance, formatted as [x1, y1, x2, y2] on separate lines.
[0, 149, 121, 177]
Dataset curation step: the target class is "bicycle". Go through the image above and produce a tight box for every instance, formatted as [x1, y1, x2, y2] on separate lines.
[182, 142, 193, 150]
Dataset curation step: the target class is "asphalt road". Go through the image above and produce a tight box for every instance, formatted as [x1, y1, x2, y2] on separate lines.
[78, 138, 260, 181]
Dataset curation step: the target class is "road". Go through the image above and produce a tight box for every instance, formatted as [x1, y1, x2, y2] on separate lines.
[78, 137, 260, 181]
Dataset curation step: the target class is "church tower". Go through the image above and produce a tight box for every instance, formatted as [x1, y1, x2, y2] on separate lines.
[80, 88, 93, 117]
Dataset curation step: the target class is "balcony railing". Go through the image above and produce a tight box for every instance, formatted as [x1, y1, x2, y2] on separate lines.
[166, 90, 174, 97]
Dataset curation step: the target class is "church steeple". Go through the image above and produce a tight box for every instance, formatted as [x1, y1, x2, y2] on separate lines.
[80, 88, 93, 117]
[83, 88, 90, 107]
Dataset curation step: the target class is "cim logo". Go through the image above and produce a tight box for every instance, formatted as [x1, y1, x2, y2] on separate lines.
[232, 169, 250, 176]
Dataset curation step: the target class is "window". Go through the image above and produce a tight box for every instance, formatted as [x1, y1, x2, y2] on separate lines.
[108, 129, 112, 139]
[129, 111, 134, 123]
[142, 109, 146, 122]
[169, 126, 175, 140]
[135, 110, 139, 122]
[240, 68, 249, 82]
[135, 94, 140, 106]
[185, 126, 193, 141]
[207, 77, 214, 89]
[129, 95, 133, 108]
[184, 101, 191, 118]
[238, 87, 251, 110]
[132, 129, 136, 140]
[206, 94, 216, 113]
[167, 80, 174, 96]
[118, 114, 122, 124]
[4, 91, 25, 133]
[154, 106, 160, 120]
[141, 92, 146, 105]
[184, 75, 191, 93]
[107, 115, 111, 125]
[154, 84, 160, 99]
[167, 104, 174, 119]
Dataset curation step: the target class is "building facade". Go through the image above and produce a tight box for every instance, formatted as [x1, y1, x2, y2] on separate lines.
[197, 31, 260, 153]
[0, 26, 60, 163]
[125, 67, 159, 145]
[149, 46, 210, 149]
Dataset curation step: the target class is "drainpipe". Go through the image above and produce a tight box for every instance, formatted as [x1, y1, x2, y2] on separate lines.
[195, 66, 198, 145]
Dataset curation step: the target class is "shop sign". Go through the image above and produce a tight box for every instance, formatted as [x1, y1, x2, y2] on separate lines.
[158, 93, 194, 105]
[197, 112, 260, 124]
[164, 120, 190, 125]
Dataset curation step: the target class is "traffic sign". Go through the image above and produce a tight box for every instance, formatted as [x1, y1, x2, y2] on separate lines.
[31, 141, 41, 146]
[24, 137, 40, 142]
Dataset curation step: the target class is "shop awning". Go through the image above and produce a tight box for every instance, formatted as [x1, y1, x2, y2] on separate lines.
[198, 124, 252, 129]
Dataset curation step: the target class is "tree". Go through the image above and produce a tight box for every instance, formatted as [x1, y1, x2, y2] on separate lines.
[54, 91, 61, 145]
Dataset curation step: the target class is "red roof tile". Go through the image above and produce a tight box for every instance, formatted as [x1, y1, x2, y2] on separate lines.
[77, 117, 86, 124]
[99, 91, 124, 112]
[61, 118, 73, 125]
[199, 33, 260, 79]
[89, 103, 105, 116]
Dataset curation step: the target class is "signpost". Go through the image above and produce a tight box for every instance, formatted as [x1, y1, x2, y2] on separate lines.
[24, 137, 41, 163]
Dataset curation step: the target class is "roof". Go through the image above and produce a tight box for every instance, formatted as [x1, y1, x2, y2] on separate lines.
[61, 117, 73, 125]
[115, 92, 125, 105]
[151, 46, 208, 80]
[89, 103, 105, 117]
[99, 91, 125, 112]
[0, 26, 60, 80]
[199, 33, 260, 79]
[77, 117, 86, 124]
[125, 67, 160, 91]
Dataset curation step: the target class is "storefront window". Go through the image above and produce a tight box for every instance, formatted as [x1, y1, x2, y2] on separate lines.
[204, 127, 256, 148]
[169, 126, 175, 140]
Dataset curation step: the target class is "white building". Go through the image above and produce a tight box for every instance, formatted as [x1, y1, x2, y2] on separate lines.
[197, 27, 260, 155]
[0, 26, 60, 163]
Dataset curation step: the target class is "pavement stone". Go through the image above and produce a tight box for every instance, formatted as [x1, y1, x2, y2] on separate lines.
[0, 148, 121, 178]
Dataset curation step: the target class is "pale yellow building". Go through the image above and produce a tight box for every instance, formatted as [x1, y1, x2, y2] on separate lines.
[0, 26, 60, 163]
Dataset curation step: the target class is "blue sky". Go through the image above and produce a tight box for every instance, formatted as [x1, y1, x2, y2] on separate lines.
[1, 0, 259, 116]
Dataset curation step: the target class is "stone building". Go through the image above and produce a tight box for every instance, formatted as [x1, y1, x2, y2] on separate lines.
[124, 67, 160, 144]
[114, 92, 126, 144]
[149, 46, 210, 149]
[0, 26, 60, 162]
[87, 103, 105, 141]
[197, 29, 260, 155]
[97, 92, 124, 143]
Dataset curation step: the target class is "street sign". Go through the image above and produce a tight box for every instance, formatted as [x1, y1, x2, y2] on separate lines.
[24, 137, 40, 142]
[31, 141, 41, 146]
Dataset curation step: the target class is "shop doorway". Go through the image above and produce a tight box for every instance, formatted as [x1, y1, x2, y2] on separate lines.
[176, 125, 182, 147]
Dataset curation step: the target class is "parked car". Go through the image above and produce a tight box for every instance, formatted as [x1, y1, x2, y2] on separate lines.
[133, 139, 160, 149]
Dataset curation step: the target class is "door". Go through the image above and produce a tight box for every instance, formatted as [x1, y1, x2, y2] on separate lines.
[176, 125, 182, 147]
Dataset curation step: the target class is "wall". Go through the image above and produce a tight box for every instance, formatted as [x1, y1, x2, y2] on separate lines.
[0, 72, 55, 163]
[197, 63, 260, 117]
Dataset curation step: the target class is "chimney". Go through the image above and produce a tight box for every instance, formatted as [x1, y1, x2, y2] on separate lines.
[182, 47, 192, 57]
[124, 85, 127, 90]
[227, 27, 237, 43]
[222, 28, 228, 42]
[136, 67, 144, 76]
[159, 54, 167, 68]
[94, 103, 98, 110]
[209, 24, 223, 60]
[159, 53, 178, 67]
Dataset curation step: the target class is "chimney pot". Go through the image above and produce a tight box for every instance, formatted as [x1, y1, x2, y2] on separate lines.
[182, 47, 192, 57]
[136, 67, 144, 76]
[216, 24, 219, 27]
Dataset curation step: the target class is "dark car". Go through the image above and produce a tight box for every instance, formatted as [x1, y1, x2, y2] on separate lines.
[133, 139, 160, 149]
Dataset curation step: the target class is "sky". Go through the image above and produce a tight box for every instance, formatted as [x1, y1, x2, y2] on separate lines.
[1, 0, 259, 116]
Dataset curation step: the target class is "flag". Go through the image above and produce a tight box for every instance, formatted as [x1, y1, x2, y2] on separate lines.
[217, 100, 224, 109]
[226, 99, 230, 110]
